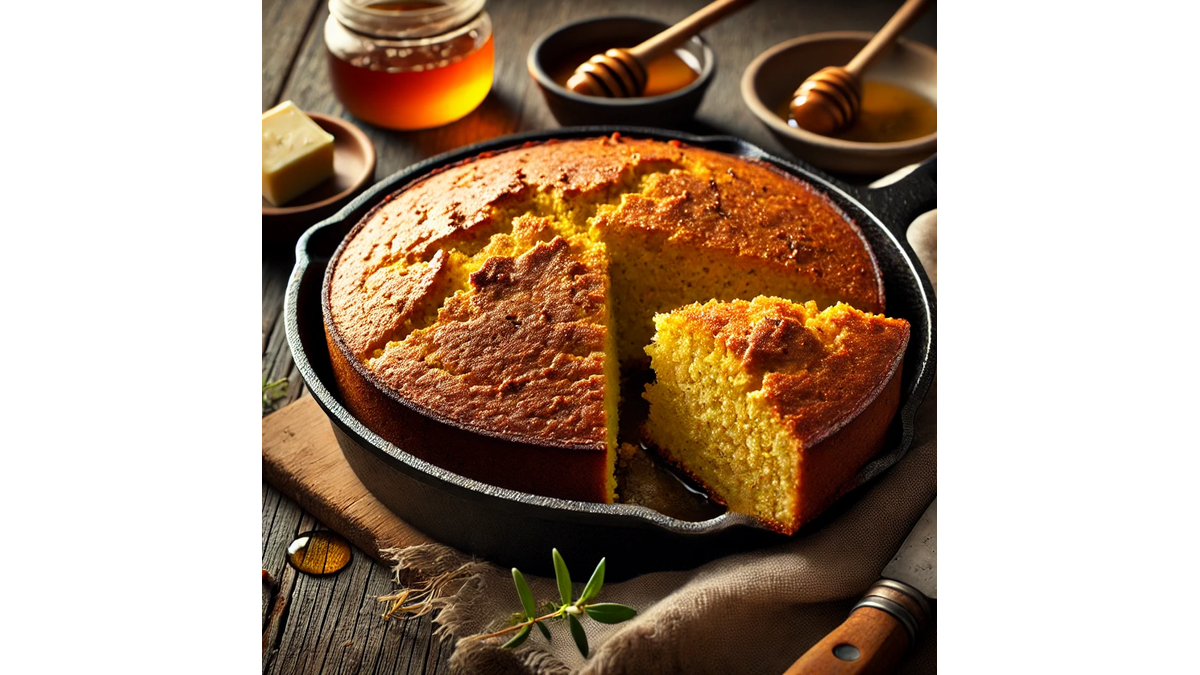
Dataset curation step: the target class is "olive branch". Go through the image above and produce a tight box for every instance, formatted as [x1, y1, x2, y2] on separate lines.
[475, 549, 636, 657]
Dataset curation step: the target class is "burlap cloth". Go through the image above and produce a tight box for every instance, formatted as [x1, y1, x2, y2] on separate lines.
[383, 194, 938, 675]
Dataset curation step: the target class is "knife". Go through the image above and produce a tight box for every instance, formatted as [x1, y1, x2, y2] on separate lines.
[784, 497, 937, 675]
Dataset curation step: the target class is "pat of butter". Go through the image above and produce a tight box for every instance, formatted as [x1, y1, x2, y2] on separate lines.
[262, 101, 335, 206]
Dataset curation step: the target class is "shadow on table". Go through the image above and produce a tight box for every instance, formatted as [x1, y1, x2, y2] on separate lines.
[380, 90, 523, 158]
[368, 92, 751, 158]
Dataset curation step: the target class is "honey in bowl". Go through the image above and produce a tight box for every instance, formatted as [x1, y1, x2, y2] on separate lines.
[778, 80, 936, 143]
[552, 43, 700, 97]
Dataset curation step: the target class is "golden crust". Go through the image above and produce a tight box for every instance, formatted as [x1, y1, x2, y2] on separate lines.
[594, 147, 884, 313]
[371, 237, 610, 449]
[329, 249, 453, 359]
[674, 298, 908, 447]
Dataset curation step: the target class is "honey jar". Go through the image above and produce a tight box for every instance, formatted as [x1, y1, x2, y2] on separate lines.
[325, 0, 494, 130]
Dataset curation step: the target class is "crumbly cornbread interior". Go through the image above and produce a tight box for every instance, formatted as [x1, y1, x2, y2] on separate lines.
[347, 151, 866, 505]
[642, 299, 852, 529]
[642, 299, 814, 528]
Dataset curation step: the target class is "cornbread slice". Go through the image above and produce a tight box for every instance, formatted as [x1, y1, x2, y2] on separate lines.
[643, 297, 909, 534]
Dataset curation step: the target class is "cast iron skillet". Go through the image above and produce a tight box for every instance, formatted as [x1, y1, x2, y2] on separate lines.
[285, 127, 936, 580]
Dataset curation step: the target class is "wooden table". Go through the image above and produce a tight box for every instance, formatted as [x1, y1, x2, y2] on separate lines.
[262, 1, 936, 672]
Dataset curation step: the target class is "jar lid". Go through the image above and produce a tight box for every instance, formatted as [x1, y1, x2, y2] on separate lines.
[329, 0, 486, 39]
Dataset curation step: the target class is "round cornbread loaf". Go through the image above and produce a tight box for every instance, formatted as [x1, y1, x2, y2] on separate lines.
[324, 135, 886, 505]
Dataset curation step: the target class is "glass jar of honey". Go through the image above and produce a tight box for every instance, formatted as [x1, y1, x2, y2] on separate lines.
[325, 0, 494, 130]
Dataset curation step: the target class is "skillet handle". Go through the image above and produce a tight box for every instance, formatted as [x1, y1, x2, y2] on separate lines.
[851, 156, 937, 239]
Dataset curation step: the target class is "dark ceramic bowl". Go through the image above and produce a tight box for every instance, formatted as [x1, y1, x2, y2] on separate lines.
[527, 17, 715, 126]
[285, 127, 936, 579]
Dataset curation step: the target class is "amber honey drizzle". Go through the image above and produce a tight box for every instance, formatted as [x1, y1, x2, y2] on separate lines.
[286, 531, 353, 576]
[778, 80, 936, 143]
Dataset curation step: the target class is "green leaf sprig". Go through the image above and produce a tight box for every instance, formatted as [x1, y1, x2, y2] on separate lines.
[477, 548, 636, 656]
[262, 373, 289, 411]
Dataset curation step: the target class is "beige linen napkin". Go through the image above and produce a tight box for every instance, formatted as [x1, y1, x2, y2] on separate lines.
[383, 200, 938, 675]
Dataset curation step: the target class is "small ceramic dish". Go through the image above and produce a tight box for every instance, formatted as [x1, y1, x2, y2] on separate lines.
[527, 16, 715, 126]
[742, 31, 936, 175]
[262, 112, 376, 242]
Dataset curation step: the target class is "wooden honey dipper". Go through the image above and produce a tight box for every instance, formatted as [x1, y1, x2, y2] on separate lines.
[788, 0, 931, 135]
[566, 0, 755, 98]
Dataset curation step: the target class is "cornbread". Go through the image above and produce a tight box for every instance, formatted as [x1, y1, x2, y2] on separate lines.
[325, 135, 886, 507]
[643, 297, 909, 534]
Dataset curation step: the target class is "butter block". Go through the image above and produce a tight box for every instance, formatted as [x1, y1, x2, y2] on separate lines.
[262, 101, 335, 206]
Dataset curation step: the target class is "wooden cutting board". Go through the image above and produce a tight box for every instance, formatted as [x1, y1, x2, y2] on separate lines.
[262, 396, 435, 562]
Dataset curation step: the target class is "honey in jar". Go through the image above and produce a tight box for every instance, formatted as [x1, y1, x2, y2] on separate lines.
[325, 0, 494, 130]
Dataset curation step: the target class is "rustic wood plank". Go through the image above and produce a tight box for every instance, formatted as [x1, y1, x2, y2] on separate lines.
[261, 403, 447, 674]
[336, 565, 415, 675]
[295, 555, 373, 674]
[374, 611, 424, 674]
[318, 562, 393, 674]
[263, 484, 304, 611]
[262, 245, 291, 355]
[264, 510, 316, 671]
[263, 483, 282, 624]
[262, 397, 437, 558]
[261, 490, 450, 675]
[263, 241, 309, 416]
[263, 0, 323, 110]
[262, 260, 307, 412]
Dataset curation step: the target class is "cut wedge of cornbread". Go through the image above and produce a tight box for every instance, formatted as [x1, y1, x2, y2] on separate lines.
[643, 297, 909, 534]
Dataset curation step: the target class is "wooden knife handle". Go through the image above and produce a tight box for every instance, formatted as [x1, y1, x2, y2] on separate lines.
[783, 606, 908, 675]
[783, 580, 931, 675]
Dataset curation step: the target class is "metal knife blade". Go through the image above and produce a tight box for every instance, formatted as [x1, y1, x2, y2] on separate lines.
[881, 497, 937, 599]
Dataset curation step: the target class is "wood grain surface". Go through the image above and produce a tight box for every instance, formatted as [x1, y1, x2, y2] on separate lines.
[263, 397, 435, 561]
[261, 1, 935, 672]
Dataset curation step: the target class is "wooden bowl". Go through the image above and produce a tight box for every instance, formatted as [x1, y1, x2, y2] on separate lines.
[262, 112, 376, 242]
[527, 16, 715, 126]
[742, 32, 936, 175]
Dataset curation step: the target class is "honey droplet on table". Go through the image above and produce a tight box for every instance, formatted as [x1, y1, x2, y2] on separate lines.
[286, 531, 352, 576]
